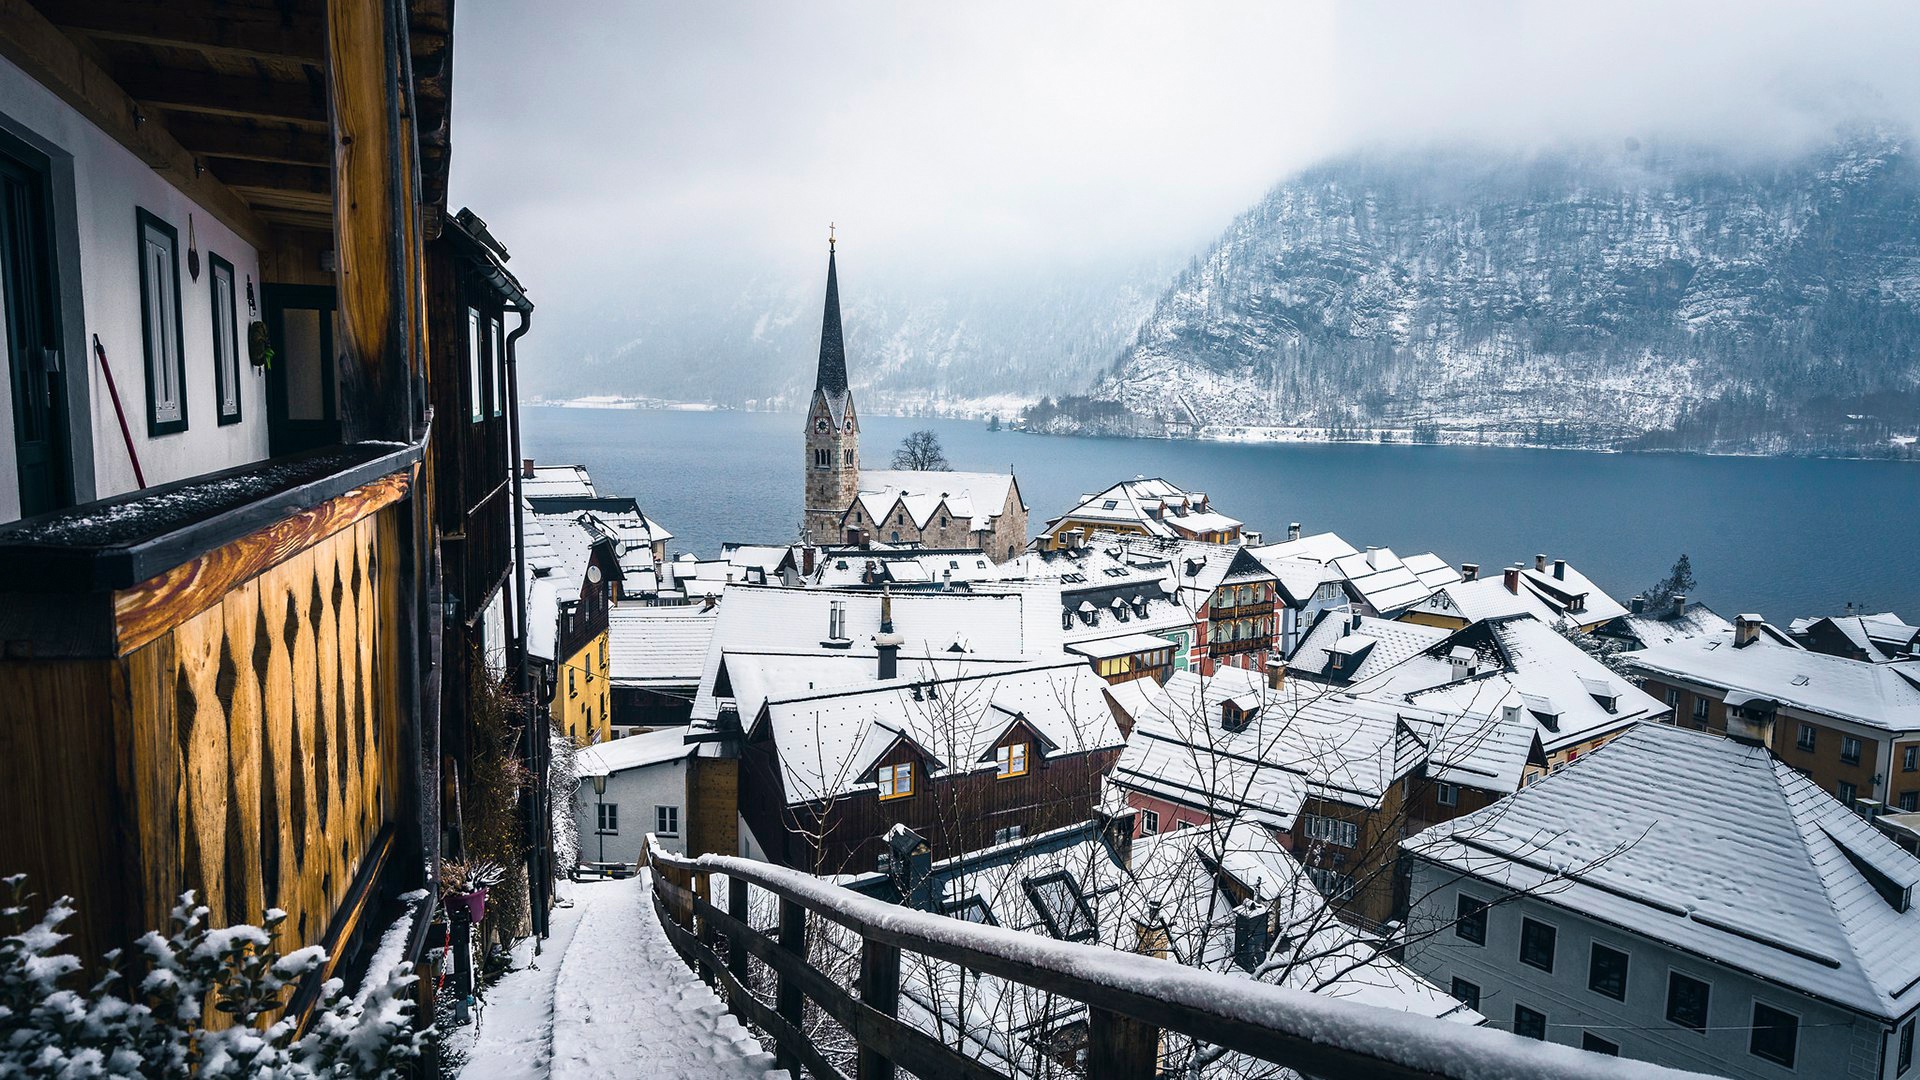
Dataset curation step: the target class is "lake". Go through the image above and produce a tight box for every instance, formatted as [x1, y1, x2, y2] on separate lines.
[522, 406, 1920, 622]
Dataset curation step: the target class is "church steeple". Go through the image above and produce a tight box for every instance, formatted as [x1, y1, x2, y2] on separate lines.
[816, 227, 848, 396]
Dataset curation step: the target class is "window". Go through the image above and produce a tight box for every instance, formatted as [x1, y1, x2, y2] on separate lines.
[1513, 1004, 1546, 1041]
[1749, 1002, 1799, 1068]
[814, 447, 829, 468]
[596, 803, 618, 833]
[1691, 696, 1710, 725]
[1906, 745, 1918, 772]
[995, 741, 1030, 779]
[1666, 971, 1710, 1032]
[1839, 780, 1858, 805]
[1450, 977, 1480, 1011]
[1519, 917, 1557, 972]
[1307, 866, 1357, 902]
[1436, 782, 1460, 808]
[1798, 724, 1817, 752]
[992, 824, 1023, 844]
[1588, 943, 1629, 1001]
[944, 897, 994, 925]
[1665, 687, 1680, 709]
[489, 316, 505, 417]
[1901, 791, 1918, 813]
[208, 254, 242, 425]
[1581, 1032, 1619, 1056]
[877, 761, 913, 800]
[1454, 893, 1488, 945]
[466, 307, 485, 422]
[655, 805, 679, 836]
[1898, 1018, 1913, 1076]
[568, 668, 577, 697]
[1141, 809, 1160, 834]
[1303, 814, 1358, 848]
[1024, 873, 1094, 940]
[137, 209, 187, 435]
[843, 448, 853, 466]
[1842, 735, 1862, 765]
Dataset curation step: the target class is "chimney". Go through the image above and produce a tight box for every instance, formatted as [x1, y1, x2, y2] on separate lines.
[1460, 563, 1479, 582]
[1502, 702, 1522, 725]
[521, 458, 536, 479]
[875, 589, 903, 680]
[1534, 554, 1547, 572]
[1366, 546, 1381, 569]
[802, 546, 816, 575]
[1448, 646, 1477, 683]
[1134, 900, 1171, 959]
[701, 593, 718, 613]
[1631, 594, 1646, 615]
[1287, 522, 1302, 542]
[1503, 566, 1520, 595]
[1095, 805, 1137, 869]
[1350, 609, 1364, 631]
[1232, 901, 1270, 972]
[1553, 558, 1567, 581]
[1724, 695, 1776, 748]
[1734, 613, 1763, 648]
[1266, 657, 1287, 691]
[884, 825, 934, 910]
[942, 567, 953, 590]
[1670, 594, 1687, 620]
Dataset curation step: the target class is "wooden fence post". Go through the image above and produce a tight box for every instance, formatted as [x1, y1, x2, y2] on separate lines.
[1088, 1007, 1158, 1080]
[857, 939, 901, 1080]
[774, 896, 807, 1076]
[727, 875, 749, 987]
[693, 870, 713, 984]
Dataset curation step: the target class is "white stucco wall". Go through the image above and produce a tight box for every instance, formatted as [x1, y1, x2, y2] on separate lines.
[0, 55, 269, 523]
[574, 757, 689, 866]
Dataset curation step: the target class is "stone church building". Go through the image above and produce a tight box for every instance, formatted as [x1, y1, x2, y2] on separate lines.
[801, 239, 1027, 560]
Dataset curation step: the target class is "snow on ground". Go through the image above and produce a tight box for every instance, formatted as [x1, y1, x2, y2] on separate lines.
[454, 873, 785, 1080]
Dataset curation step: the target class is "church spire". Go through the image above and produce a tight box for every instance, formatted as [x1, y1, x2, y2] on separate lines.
[815, 226, 848, 396]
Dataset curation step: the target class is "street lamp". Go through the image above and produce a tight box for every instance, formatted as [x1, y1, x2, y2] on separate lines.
[591, 773, 607, 866]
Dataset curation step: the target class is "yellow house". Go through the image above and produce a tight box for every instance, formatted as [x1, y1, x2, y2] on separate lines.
[556, 630, 612, 746]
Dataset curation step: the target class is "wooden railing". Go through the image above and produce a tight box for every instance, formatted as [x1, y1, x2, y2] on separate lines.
[645, 839, 1710, 1080]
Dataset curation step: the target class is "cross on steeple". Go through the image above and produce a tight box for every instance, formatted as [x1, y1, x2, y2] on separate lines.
[829, 221, 836, 252]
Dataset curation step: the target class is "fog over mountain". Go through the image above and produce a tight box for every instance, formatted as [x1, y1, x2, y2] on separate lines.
[452, 1, 1920, 443]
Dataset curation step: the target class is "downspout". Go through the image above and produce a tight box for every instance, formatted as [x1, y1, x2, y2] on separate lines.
[506, 307, 548, 938]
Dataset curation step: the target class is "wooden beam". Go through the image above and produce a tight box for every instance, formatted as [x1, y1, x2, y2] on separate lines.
[207, 158, 329, 195]
[0, 0, 269, 248]
[37, 0, 324, 64]
[164, 115, 330, 166]
[232, 186, 333, 214]
[116, 66, 328, 125]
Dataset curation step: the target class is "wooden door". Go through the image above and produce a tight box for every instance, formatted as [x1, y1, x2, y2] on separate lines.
[264, 284, 340, 455]
[0, 141, 69, 518]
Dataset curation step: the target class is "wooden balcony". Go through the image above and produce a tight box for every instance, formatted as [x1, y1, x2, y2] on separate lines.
[1210, 633, 1273, 657]
[0, 442, 423, 1001]
[646, 840, 1713, 1080]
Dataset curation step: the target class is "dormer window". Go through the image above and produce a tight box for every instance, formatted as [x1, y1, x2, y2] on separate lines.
[877, 762, 914, 800]
[995, 741, 1030, 778]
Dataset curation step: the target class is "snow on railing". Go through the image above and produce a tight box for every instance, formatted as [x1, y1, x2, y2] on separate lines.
[645, 837, 1714, 1080]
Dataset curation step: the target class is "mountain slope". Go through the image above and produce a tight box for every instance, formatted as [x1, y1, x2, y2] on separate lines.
[1036, 132, 1920, 455]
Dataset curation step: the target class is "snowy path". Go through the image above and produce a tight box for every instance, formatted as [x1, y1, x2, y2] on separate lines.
[455, 874, 785, 1080]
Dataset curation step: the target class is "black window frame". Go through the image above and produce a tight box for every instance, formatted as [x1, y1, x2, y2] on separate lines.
[1023, 872, 1095, 942]
[1581, 1032, 1619, 1056]
[1842, 734, 1862, 765]
[1513, 1004, 1547, 1041]
[1450, 976, 1480, 1011]
[1691, 696, 1710, 724]
[1519, 917, 1557, 973]
[1900, 791, 1918, 813]
[1898, 1017, 1914, 1076]
[1749, 1001, 1799, 1068]
[1904, 745, 1918, 772]
[1588, 942, 1629, 1001]
[136, 207, 189, 436]
[1798, 723, 1817, 752]
[207, 252, 242, 426]
[1454, 893, 1488, 945]
[1666, 970, 1710, 1032]
[1839, 780, 1858, 805]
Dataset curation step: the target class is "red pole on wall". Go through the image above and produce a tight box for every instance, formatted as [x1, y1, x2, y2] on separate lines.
[90, 334, 146, 489]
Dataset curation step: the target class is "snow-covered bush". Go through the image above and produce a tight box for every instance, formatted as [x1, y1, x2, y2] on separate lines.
[549, 721, 581, 872]
[0, 874, 424, 1078]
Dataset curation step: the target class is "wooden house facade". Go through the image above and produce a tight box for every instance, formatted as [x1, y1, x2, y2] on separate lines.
[0, 0, 543, 1017]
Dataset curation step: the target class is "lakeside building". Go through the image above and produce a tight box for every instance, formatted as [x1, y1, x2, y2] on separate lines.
[522, 500, 621, 746]
[1403, 723, 1920, 1079]
[1629, 615, 1920, 812]
[0, 0, 549, 1011]
[1595, 593, 1732, 651]
[799, 239, 1027, 557]
[1791, 611, 1920, 664]
[1035, 476, 1245, 550]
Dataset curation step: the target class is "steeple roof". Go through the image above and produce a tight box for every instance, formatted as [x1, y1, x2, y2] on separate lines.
[815, 241, 849, 396]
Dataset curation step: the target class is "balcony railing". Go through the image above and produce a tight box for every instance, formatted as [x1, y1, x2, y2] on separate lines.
[1210, 633, 1272, 657]
[645, 838, 1711, 1080]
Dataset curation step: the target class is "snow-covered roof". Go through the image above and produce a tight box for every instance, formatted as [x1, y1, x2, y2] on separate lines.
[1326, 548, 1460, 616]
[752, 661, 1124, 803]
[1517, 559, 1628, 625]
[1292, 612, 1451, 687]
[607, 606, 719, 688]
[1065, 631, 1182, 661]
[853, 470, 1019, 532]
[519, 463, 596, 498]
[1037, 477, 1240, 543]
[689, 584, 1067, 723]
[1405, 722, 1920, 1019]
[1249, 531, 1360, 565]
[1795, 613, 1920, 663]
[1604, 602, 1733, 650]
[1255, 553, 1343, 607]
[809, 550, 1004, 589]
[574, 726, 696, 777]
[1404, 575, 1562, 626]
[1629, 629, 1920, 734]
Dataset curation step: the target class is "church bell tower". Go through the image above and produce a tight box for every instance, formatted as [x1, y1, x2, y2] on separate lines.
[803, 228, 859, 545]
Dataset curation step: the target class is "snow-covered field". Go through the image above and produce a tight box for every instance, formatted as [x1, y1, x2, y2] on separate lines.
[447, 874, 785, 1080]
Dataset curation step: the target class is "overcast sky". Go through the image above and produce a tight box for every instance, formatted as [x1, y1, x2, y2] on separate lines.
[451, 1, 1920, 340]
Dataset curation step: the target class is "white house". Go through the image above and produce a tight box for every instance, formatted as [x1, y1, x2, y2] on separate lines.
[573, 727, 695, 864]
